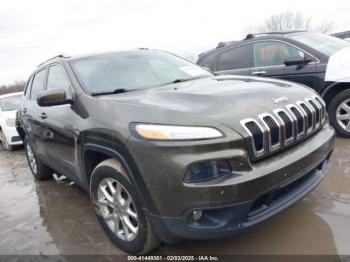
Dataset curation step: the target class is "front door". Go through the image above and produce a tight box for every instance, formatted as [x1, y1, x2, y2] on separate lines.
[250, 41, 318, 88]
[37, 64, 78, 179]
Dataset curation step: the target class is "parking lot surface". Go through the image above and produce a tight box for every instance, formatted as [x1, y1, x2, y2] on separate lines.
[0, 138, 349, 256]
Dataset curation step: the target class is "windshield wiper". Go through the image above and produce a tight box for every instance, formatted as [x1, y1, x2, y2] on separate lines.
[90, 88, 130, 96]
[160, 76, 209, 86]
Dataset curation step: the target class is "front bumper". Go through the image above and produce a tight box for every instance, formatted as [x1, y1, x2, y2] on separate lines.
[127, 125, 335, 242]
[147, 151, 331, 242]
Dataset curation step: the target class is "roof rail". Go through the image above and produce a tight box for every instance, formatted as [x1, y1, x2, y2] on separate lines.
[216, 40, 238, 48]
[244, 30, 306, 40]
[37, 54, 70, 67]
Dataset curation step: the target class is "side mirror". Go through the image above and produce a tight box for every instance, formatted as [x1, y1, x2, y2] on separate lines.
[37, 88, 72, 107]
[284, 56, 312, 66]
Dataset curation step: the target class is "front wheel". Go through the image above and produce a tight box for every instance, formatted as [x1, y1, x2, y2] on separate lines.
[24, 138, 53, 180]
[329, 89, 350, 138]
[90, 158, 159, 254]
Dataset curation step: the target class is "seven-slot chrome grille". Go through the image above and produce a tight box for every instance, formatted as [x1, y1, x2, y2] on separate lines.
[241, 96, 326, 159]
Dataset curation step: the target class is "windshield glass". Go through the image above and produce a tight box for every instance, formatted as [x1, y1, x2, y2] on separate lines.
[288, 33, 350, 56]
[0, 95, 22, 111]
[71, 50, 212, 94]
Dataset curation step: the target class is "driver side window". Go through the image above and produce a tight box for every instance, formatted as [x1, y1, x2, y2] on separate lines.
[253, 41, 306, 67]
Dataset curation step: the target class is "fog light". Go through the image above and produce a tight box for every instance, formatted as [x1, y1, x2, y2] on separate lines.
[192, 210, 203, 221]
[184, 160, 231, 183]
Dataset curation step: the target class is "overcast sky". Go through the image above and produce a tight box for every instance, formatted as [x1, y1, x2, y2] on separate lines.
[1, 0, 350, 85]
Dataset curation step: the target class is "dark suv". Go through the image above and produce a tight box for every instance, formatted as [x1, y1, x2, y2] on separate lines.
[17, 50, 335, 254]
[197, 31, 350, 137]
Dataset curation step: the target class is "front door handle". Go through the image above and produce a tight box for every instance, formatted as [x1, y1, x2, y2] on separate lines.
[251, 71, 267, 76]
[40, 113, 47, 119]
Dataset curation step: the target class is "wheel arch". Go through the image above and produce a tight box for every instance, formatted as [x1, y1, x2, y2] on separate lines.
[81, 138, 157, 214]
[321, 82, 350, 108]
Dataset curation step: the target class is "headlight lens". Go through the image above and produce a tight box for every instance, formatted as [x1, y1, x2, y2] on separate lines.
[5, 118, 16, 127]
[133, 124, 223, 140]
[184, 160, 232, 183]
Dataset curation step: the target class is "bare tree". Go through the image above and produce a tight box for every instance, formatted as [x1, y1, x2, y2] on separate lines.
[244, 10, 333, 35]
[0, 81, 26, 96]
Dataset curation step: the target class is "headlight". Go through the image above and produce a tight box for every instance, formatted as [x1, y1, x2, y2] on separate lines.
[132, 124, 224, 140]
[5, 118, 15, 127]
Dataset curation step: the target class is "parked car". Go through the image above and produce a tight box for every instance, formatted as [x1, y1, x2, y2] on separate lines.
[197, 31, 350, 137]
[0, 92, 23, 150]
[17, 50, 335, 254]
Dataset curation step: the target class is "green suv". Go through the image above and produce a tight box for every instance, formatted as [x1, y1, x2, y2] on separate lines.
[16, 50, 335, 254]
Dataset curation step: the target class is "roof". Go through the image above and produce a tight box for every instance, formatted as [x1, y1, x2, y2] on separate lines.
[198, 31, 307, 60]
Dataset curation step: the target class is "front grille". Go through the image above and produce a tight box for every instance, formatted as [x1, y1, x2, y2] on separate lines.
[262, 115, 280, 146]
[308, 99, 321, 125]
[277, 111, 293, 141]
[314, 96, 326, 121]
[289, 106, 305, 135]
[244, 121, 264, 153]
[300, 103, 313, 130]
[241, 97, 326, 159]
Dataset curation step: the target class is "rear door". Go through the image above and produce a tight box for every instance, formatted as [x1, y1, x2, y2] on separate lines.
[216, 44, 251, 76]
[23, 68, 49, 160]
[250, 40, 318, 88]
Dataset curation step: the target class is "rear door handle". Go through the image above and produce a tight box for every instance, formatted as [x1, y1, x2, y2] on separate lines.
[251, 71, 267, 76]
[40, 113, 47, 119]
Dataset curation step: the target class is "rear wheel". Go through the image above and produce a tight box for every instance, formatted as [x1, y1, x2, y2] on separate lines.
[329, 89, 350, 138]
[90, 158, 159, 254]
[24, 137, 52, 180]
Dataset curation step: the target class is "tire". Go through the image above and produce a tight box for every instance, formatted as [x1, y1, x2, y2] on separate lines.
[24, 137, 53, 180]
[0, 129, 13, 151]
[328, 89, 350, 138]
[90, 158, 159, 255]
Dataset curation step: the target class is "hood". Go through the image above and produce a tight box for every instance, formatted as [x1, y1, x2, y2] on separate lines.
[99, 75, 319, 133]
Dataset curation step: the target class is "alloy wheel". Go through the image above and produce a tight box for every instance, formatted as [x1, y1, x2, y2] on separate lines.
[336, 98, 350, 133]
[26, 143, 37, 174]
[97, 177, 139, 241]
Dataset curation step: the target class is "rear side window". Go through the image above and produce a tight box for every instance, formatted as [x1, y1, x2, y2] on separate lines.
[47, 65, 71, 95]
[30, 69, 47, 101]
[217, 45, 249, 71]
[199, 54, 218, 71]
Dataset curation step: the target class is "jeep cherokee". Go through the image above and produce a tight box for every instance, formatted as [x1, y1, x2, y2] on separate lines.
[16, 50, 335, 254]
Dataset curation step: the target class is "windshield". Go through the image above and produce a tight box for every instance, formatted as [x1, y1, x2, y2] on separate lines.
[0, 95, 22, 111]
[71, 50, 212, 94]
[288, 33, 350, 56]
